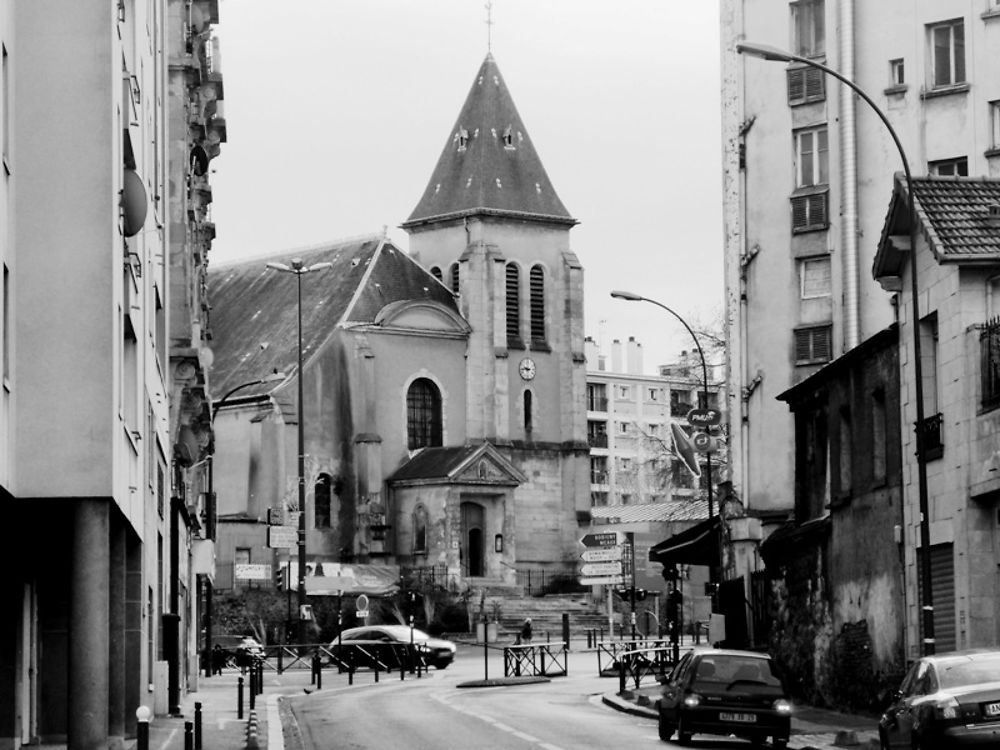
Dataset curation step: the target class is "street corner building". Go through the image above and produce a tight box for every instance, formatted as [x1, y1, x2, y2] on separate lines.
[205, 52, 592, 598]
[1, 0, 226, 748]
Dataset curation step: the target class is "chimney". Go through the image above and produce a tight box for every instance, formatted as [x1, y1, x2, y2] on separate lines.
[611, 339, 623, 373]
[626, 337, 643, 375]
[585, 336, 599, 370]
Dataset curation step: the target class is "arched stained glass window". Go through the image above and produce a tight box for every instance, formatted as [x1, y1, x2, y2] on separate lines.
[407, 378, 443, 450]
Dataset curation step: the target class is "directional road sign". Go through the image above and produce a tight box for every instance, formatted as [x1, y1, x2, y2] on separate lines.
[267, 525, 297, 549]
[580, 531, 623, 548]
[580, 562, 623, 577]
[687, 408, 722, 428]
[581, 547, 623, 563]
[579, 575, 624, 586]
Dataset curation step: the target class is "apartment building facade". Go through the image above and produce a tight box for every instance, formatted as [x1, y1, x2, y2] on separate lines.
[0, 1, 224, 746]
[721, 0, 1000, 658]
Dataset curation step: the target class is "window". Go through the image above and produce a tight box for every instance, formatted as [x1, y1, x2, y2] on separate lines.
[587, 420, 608, 448]
[794, 324, 833, 364]
[505, 262, 521, 346]
[890, 58, 905, 87]
[795, 127, 829, 187]
[618, 385, 631, 400]
[991, 101, 1000, 151]
[872, 389, 887, 484]
[430, 266, 443, 282]
[620, 493, 633, 505]
[791, 0, 824, 57]
[787, 66, 825, 105]
[928, 19, 965, 88]
[123, 314, 138, 430]
[618, 456, 632, 472]
[929, 157, 968, 176]
[449, 263, 459, 294]
[314, 474, 332, 529]
[529, 265, 546, 344]
[591, 491, 609, 507]
[2, 44, 8, 172]
[2, 265, 8, 383]
[412, 505, 428, 553]
[523, 390, 533, 434]
[791, 192, 828, 232]
[838, 407, 852, 496]
[618, 421, 630, 435]
[801, 256, 832, 298]
[406, 378, 442, 450]
[590, 456, 608, 485]
[587, 383, 607, 411]
[647, 387, 659, 401]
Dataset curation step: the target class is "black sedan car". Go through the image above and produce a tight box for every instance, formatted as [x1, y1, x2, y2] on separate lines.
[879, 649, 1000, 748]
[658, 647, 791, 747]
[329, 625, 457, 670]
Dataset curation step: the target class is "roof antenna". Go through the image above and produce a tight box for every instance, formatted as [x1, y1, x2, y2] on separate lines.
[485, 0, 494, 53]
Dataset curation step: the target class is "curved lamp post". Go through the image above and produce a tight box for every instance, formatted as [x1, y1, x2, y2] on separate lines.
[736, 41, 934, 654]
[266, 258, 332, 644]
[204, 370, 286, 676]
[610, 290, 721, 602]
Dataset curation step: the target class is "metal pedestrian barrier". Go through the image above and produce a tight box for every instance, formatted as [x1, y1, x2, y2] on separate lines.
[502, 642, 568, 678]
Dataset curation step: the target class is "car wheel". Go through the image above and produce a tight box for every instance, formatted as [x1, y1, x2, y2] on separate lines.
[772, 737, 788, 749]
[657, 713, 675, 742]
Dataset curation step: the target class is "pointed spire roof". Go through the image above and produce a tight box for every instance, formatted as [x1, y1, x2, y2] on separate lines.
[403, 54, 576, 229]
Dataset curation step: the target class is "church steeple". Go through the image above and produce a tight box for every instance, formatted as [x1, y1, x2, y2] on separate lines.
[402, 54, 576, 229]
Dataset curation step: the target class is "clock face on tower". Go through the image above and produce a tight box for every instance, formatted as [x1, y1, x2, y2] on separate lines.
[518, 357, 536, 381]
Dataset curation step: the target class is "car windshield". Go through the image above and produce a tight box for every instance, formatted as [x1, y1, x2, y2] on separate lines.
[693, 655, 782, 689]
[937, 655, 1000, 690]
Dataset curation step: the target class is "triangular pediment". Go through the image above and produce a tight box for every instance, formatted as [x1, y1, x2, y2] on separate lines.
[451, 443, 525, 486]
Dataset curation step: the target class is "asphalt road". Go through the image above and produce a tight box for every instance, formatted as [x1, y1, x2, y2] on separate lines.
[279, 645, 789, 750]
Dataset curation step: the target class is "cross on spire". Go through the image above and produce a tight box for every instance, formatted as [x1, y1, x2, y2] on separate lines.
[485, 0, 494, 53]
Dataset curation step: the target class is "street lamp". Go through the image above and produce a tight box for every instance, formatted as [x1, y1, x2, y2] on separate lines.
[736, 41, 935, 655]
[203, 370, 286, 677]
[266, 258, 332, 644]
[610, 291, 721, 598]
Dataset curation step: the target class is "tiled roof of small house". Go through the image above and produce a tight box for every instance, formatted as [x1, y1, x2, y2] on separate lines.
[589, 499, 709, 524]
[874, 175, 1000, 278]
[403, 53, 575, 229]
[206, 235, 459, 399]
[386, 442, 525, 485]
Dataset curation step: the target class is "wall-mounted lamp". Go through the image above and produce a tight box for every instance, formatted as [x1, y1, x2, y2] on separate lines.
[494, 534, 503, 554]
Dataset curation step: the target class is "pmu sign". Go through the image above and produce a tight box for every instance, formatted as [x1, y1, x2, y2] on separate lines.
[687, 408, 722, 428]
[580, 531, 623, 548]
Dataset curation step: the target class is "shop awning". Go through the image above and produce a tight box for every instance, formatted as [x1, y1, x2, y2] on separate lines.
[648, 516, 721, 568]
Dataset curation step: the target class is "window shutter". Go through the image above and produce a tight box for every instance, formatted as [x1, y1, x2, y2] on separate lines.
[795, 325, 833, 364]
[787, 68, 805, 103]
[813, 326, 832, 360]
[505, 263, 521, 345]
[787, 66, 825, 105]
[791, 192, 828, 232]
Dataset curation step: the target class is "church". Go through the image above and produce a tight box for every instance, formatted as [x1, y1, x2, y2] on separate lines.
[207, 53, 591, 593]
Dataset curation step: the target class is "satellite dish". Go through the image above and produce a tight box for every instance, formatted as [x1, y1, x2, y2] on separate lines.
[122, 168, 148, 237]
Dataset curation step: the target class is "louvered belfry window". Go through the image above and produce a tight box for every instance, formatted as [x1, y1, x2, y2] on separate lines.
[506, 262, 522, 346]
[787, 66, 826, 105]
[794, 324, 833, 364]
[449, 263, 460, 294]
[529, 264, 546, 345]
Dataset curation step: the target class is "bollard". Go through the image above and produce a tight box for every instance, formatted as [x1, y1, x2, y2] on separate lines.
[311, 652, 319, 685]
[316, 660, 322, 690]
[136, 706, 151, 750]
[194, 702, 202, 750]
[249, 673, 256, 711]
[257, 659, 264, 694]
[184, 721, 193, 750]
[237, 676, 244, 719]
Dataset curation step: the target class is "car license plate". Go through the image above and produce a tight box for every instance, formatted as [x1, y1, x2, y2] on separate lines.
[720, 712, 757, 723]
[985, 702, 1000, 717]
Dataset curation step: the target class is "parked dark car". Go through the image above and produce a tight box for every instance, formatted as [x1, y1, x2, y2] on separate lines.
[657, 647, 791, 747]
[329, 625, 457, 670]
[879, 649, 1000, 749]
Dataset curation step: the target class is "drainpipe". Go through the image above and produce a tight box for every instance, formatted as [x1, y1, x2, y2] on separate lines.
[839, 0, 860, 349]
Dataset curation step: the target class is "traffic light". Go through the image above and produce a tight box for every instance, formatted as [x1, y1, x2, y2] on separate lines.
[614, 588, 631, 602]
[275, 566, 286, 591]
[661, 565, 679, 582]
[666, 588, 683, 621]
[634, 589, 648, 602]
[704, 581, 719, 597]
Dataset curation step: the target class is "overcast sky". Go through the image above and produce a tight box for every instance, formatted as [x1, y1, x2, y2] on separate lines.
[210, 0, 724, 374]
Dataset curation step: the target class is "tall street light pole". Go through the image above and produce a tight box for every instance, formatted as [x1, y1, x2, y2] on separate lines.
[204, 370, 286, 677]
[736, 41, 934, 655]
[610, 291, 721, 596]
[266, 258, 332, 644]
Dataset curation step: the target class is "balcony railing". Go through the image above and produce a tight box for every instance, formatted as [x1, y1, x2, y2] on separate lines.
[588, 433, 608, 449]
[980, 317, 1000, 410]
[588, 397, 608, 412]
[917, 412, 944, 461]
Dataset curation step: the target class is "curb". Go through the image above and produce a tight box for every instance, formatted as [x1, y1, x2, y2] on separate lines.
[246, 709, 259, 750]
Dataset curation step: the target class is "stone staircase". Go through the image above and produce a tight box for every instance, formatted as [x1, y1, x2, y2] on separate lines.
[476, 592, 610, 642]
